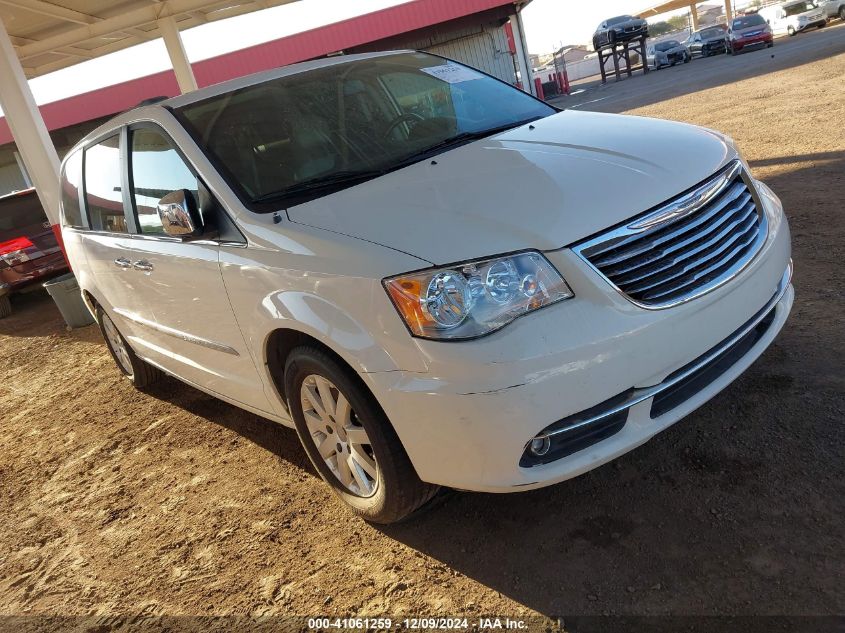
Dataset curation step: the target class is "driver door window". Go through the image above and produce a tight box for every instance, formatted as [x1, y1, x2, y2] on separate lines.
[85, 135, 127, 233]
[129, 128, 199, 235]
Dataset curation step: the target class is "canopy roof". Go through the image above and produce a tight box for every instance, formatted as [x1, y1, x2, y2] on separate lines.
[638, 0, 699, 18]
[0, 0, 299, 78]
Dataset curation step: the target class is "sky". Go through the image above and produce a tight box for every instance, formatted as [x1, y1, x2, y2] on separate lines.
[7, 0, 718, 111]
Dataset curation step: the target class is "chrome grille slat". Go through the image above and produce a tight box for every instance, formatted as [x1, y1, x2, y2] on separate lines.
[605, 197, 755, 279]
[573, 160, 768, 309]
[590, 183, 750, 266]
[613, 204, 758, 287]
[642, 227, 761, 301]
[627, 216, 759, 296]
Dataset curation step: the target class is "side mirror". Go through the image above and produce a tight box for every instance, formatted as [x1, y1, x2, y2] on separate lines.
[157, 190, 202, 238]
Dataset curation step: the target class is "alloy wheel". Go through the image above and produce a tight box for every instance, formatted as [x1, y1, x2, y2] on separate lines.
[300, 374, 378, 497]
[102, 313, 132, 375]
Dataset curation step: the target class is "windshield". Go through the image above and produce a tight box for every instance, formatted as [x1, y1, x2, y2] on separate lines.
[606, 16, 634, 26]
[784, 2, 815, 15]
[700, 27, 725, 39]
[175, 52, 554, 209]
[732, 15, 766, 28]
[655, 41, 680, 51]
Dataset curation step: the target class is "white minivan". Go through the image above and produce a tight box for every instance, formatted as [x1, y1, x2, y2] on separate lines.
[60, 52, 793, 523]
[758, 1, 827, 35]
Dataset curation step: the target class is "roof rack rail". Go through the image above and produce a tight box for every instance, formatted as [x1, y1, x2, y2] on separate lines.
[134, 96, 170, 108]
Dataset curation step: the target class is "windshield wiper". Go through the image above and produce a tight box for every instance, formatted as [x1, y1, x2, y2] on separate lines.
[394, 116, 547, 166]
[252, 169, 386, 204]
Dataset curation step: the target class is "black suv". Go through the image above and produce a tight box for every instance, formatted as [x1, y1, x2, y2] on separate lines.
[593, 15, 649, 50]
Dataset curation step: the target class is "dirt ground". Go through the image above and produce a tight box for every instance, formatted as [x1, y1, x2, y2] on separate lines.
[1, 41, 843, 626]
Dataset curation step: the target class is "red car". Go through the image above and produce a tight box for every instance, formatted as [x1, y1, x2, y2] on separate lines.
[0, 188, 68, 317]
[727, 13, 774, 54]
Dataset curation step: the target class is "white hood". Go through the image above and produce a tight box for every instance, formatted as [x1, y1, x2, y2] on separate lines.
[287, 110, 737, 265]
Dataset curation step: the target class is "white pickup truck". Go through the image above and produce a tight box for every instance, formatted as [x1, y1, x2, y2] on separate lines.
[759, 1, 827, 35]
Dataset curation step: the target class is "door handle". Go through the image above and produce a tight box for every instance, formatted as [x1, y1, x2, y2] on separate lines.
[114, 257, 132, 269]
[133, 260, 154, 272]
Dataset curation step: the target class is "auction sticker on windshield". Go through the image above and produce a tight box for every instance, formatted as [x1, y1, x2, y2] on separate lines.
[420, 63, 483, 84]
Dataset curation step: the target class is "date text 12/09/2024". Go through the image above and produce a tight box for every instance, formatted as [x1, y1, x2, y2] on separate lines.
[307, 618, 531, 630]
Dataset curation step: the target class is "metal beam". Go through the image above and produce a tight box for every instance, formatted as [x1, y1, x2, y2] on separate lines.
[15, 0, 237, 59]
[0, 0, 97, 25]
[0, 17, 61, 225]
[157, 15, 197, 93]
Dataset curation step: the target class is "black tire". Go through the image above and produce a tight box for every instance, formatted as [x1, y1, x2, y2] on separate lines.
[285, 346, 439, 524]
[727, 44, 733, 55]
[0, 294, 11, 319]
[788, 26, 796, 36]
[684, 53, 691, 63]
[768, 41, 774, 48]
[840, 7, 845, 21]
[97, 306, 162, 389]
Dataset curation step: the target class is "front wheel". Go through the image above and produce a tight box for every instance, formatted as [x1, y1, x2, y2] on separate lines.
[788, 26, 796, 36]
[840, 7, 845, 21]
[97, 307, 161, 389]
[0, 294, 11, 319]
[285, 347, 439, 524]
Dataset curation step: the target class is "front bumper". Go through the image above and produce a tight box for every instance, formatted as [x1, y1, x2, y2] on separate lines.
[734, 35, 773, 50]
[702, 41, 727, 54]
[798, 19, 827, 30]
[366, 188, 792, 492]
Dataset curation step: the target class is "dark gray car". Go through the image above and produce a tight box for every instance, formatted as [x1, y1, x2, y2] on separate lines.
[687, 26, 728, 57]
[593, 15, 649, 51]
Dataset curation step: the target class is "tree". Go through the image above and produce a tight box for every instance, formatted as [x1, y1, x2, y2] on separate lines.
[667, 15, 689, 31]
[649, 21, 674, 36]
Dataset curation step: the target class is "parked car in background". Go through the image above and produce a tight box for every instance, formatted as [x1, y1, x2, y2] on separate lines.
[0, 188, 68, 318]
[727, 13, 774, 54]
[759, 1, 826, 35]
[592, 15, 649, 51]
[646, 39, 691, 69]
[59, 51, 793, 524]
[687, 26, 728, 56]
[817, 0, 845, 21]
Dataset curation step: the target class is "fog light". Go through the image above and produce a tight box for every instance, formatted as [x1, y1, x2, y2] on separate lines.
[529, 435, 551, 456]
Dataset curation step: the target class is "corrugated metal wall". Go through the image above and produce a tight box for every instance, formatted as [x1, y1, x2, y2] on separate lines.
[404, 23, 516, 83]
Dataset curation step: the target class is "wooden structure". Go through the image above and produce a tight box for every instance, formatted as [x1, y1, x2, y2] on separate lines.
[597, 35, 649, 84]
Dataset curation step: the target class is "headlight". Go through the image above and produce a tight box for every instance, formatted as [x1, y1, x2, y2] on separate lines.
[384, 251, 574, 340]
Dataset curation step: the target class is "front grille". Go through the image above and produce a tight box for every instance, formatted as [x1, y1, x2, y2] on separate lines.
[574, 161, 767, 308]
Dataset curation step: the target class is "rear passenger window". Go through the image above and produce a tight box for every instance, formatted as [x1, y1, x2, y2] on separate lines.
[129, 128, 198, 235]
[84, 136, 127, 233]
[60, 150, 84, 228]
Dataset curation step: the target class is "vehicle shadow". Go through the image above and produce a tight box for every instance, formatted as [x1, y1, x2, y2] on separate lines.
[0, 288, 69, 338]
[140, 374, 317, 477]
